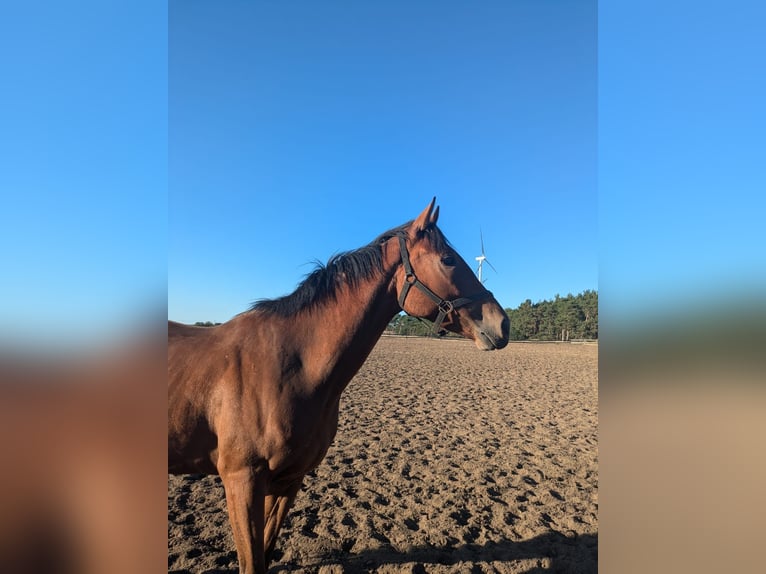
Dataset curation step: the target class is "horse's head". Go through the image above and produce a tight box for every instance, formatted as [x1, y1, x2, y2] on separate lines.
[393, 198, 510, 351]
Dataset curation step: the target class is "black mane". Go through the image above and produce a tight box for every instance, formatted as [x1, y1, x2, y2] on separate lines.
[251, 221, 451, 317]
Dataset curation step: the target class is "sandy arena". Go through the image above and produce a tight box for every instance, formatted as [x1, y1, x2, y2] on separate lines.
[168, 337, 598, 573]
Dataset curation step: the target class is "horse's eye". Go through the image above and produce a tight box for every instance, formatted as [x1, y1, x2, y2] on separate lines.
[441, 255, 456, 267]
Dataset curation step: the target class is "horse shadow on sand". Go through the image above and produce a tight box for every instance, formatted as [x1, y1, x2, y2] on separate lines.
[298, 530, 595, 573]
[186, 530, 597, 574]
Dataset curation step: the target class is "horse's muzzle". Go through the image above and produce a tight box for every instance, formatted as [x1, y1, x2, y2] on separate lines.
[474, 314, 509, 351]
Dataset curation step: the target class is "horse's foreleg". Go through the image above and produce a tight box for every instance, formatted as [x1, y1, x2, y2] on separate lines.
[221, 467, 267, 574]
[264, 478, 304, 567]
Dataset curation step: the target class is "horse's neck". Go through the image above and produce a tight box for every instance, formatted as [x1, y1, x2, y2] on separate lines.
[300, 271, 400, 398]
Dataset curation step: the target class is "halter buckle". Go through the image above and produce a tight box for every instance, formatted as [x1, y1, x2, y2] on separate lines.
[438, 300, 454, 314]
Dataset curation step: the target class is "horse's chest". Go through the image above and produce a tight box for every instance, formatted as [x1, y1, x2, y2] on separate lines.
[268, 399, 340, 479]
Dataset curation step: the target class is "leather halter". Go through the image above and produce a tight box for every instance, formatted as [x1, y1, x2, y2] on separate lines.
[396, 233, 491, 334]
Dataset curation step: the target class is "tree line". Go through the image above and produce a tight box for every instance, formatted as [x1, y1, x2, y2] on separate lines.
[386, 290, 598, 341]
[193, 290, 598, 341]
[506, 290, 597, 341]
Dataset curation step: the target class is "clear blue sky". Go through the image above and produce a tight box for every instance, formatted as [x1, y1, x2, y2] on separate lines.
[2, 1, 762, 343]
[169, 0, 597, 324]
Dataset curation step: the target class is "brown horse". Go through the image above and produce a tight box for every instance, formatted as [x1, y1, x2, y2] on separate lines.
[168, 199, 509, 573]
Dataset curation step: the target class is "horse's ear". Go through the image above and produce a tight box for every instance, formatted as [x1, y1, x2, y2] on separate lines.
[430, 205, 440, 226]
[412, 197, 437, 234]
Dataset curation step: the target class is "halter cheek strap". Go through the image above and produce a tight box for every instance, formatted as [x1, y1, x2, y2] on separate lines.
[396, 233, 491, 334]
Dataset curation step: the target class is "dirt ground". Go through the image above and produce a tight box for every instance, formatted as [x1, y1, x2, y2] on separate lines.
[168, 337, 598, 573]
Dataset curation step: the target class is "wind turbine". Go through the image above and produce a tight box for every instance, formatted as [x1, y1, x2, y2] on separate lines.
[475, 229, 497, 284]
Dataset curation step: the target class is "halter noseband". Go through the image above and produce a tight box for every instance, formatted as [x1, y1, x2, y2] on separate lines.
[396, 233, 491, 334]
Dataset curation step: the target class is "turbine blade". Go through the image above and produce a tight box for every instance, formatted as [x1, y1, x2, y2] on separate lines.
[485, 258, 498, 273]
[480, 228, 485, 255]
